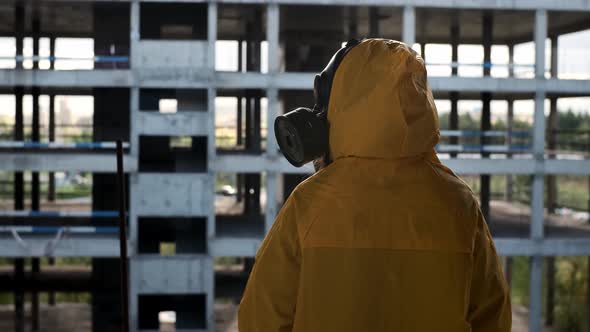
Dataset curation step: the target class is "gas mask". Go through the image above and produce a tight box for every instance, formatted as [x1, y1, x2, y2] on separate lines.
[274, 39, 361, 169]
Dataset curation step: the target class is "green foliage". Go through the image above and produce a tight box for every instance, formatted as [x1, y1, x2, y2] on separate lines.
[510, 257, 531, 306]
[559, 110, 590, 131]
[508, 257, 590, 332]
[0, 293, 13, 305]
[556, 176, 590, 211]
[553, 257, 588, 332]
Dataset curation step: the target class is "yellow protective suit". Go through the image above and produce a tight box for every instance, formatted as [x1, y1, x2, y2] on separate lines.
[238, 39, 511, 332]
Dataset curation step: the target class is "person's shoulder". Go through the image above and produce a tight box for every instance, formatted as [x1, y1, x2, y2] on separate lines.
[429, 164, 478, 204]
[291, 162, 341, 199]
[283, 163, 341, 232]
[428, 164, 482, 226]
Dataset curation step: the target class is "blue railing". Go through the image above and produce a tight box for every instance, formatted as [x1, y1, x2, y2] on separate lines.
[0, 210, 118, 218]
[0, 141, 129, 149]
[0, 210, 121, 235]
[0, 55, 129, 63]
[0, 226, 118, 234]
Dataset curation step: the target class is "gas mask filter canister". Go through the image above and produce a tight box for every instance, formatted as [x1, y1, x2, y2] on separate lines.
[274, 39, 360, 168]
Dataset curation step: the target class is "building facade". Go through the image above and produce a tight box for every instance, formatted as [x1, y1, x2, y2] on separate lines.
[0, 1, 589, 331]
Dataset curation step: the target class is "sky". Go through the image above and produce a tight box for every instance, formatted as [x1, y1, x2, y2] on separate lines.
[0, 29, 589, 133]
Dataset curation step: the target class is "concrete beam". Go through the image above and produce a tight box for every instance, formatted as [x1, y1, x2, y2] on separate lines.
[212, 154, 314, 174]
[441, 158, 536, 175]
[494, 239, 590, 256]
[210, 237, 262, 257]
[545, 159, 590, 175]
[131, 174, 213, 217]
[131, 255, 213, 294]
[215, 73, 590, 95]
[6, 235, 590, 258]
[78, 0, 590, 12]
[213, 156, 590, 176]
[0, 70, 132, 88]
[4, 151, 589, 175]
[135, 112, 209, 136]
[1, 71, 589, 96]
[0, 235, 125, 258]
[0, 153, 137, 172]
[211, 237, 590, 258]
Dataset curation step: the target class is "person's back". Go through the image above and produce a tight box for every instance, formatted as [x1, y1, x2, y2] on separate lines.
[238, 39, 511, 332]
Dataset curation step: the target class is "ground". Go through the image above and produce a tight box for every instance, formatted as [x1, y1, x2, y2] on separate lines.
[0, 302, 554, 332]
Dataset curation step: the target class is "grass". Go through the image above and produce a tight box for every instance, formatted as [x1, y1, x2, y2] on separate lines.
[460, 174, 590, 211]
[508, 256, 590, 331]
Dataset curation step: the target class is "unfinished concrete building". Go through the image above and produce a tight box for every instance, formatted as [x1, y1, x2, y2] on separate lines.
[0, 1, 589, 331]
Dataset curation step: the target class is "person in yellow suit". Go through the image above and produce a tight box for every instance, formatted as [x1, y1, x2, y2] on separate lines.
[238, 38, 511, 332]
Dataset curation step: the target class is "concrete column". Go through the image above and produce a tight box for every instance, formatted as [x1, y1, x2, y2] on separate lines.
[587, 257, 590, 331]
[369, 7, 379, 37]
[207, 1, 217, 72]
[253, 94, 262, 153]
[207, 2, 218, 159]
[508, 44, 515, 77]
[266, 3, 279, 157]
[531, 13, 547, 237]
[13, 7, 24, 327]
[550, 35, 558, 79]
[48, 36, 56, 201]
[529, 255, 543, 332]
[49, 37, 55, 70]
[420, 43, 426, 61]
[129, 0, 140, 161]
[535, 10, 547, 79]
[127, 4, 140, 332]
[546, 35, 559, 212]
[265, 171, 278, 232]
[529, 82, 546, 332]
[450, 13, 460, 158]
[206, 83, 216, 229]
[206, 3, 218, 331]
[13, 259, 24, 332]
[348, 7, 358, 39]
[402, 6, 415, 46]
[237, 96, 243, 146]
[482, 12, 492, 77]
[15, 3, 24, 70]
[531, 91, 546, 239]
[480, 12, 493, 221]
[506, 45, 514, 201]
[266, 4, 280, 231]
[245, 92, 253, 150]
[450, 93, 459, 158]
[31, 12, 41, 331]
[547, 97, 558, 208]
[129, 0, 140, 68]
[480, 92, 491, 221]
[545, 34, 560, 328]
[32, 13, 41, 208]
[506, 98, 514, 202]
[48, 94, 56, 201]
[267, 3, 279, 74]
[451, 14, 459, 76]
[545, 256, 556, 326]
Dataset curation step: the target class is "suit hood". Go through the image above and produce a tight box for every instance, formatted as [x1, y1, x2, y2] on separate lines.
[327, 38, 440, 161]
